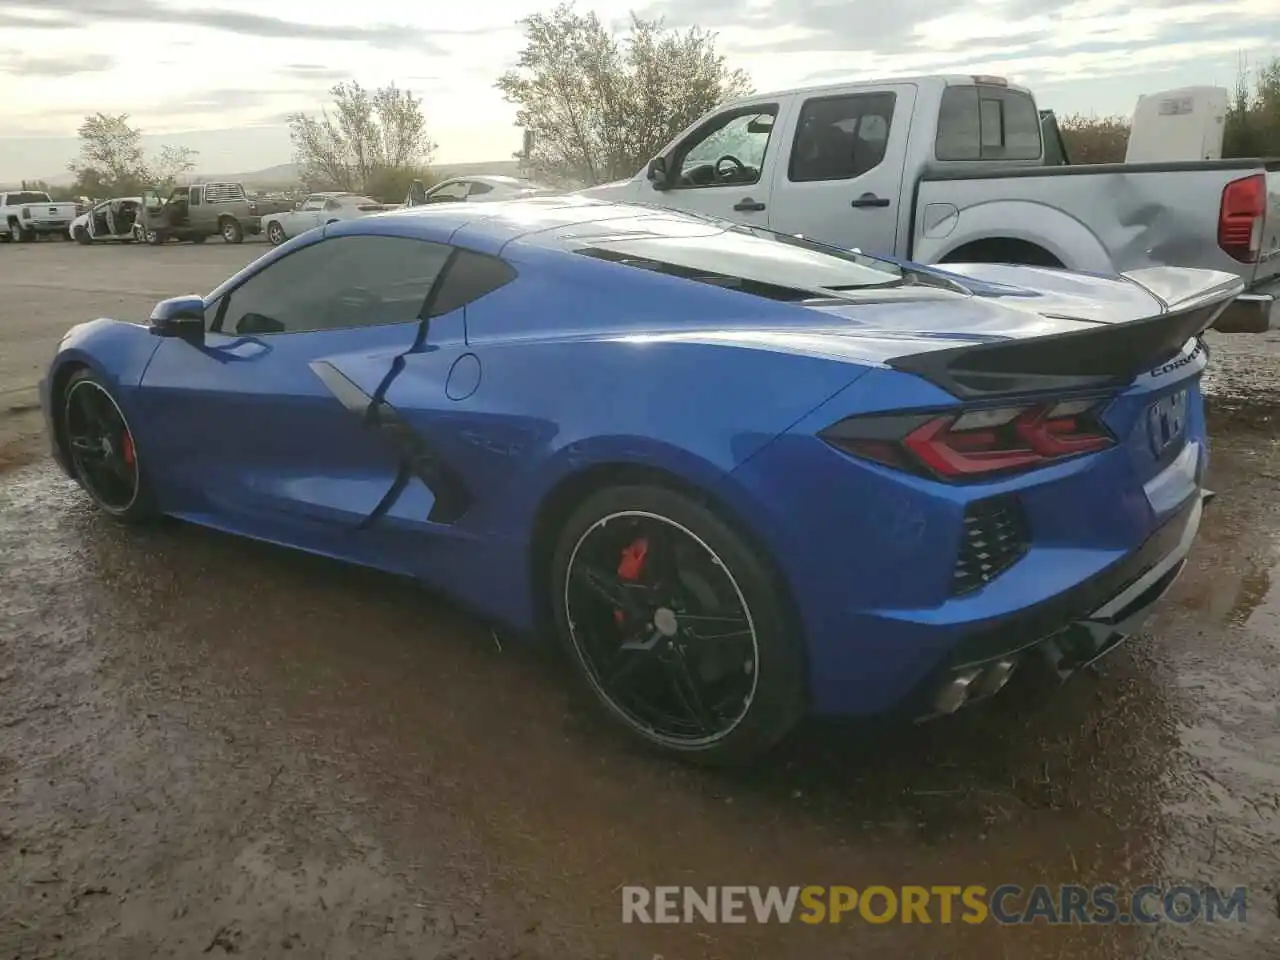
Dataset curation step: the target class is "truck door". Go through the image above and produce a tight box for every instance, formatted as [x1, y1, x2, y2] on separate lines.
[186, 185, 210, 231]
[641, 99, 792, 226]
[767, 83, 918, 257]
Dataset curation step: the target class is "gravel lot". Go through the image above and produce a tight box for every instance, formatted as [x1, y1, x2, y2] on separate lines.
[1, 239, 1279, 959]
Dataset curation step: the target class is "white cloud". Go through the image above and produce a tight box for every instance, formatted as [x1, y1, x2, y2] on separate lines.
[0, 0, 1275, 181]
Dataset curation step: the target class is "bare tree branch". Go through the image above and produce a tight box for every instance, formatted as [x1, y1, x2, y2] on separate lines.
[497, 3, 752, 187]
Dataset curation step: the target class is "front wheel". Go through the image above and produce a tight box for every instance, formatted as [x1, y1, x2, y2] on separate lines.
[73, 226, 91, 245]
[60, 370, 158, 523]
[266, 221, 285, 245]
[220, 218, 243, 243]
[550, 484, 807, 765]
[144, 228, 163, 245]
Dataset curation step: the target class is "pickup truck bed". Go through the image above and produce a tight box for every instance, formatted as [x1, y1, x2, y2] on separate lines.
[913, 158, 1280, 330]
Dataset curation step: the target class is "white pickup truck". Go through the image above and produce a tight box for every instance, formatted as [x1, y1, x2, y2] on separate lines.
[0, 189, 80, 242]
[581, 74, 1280, 333]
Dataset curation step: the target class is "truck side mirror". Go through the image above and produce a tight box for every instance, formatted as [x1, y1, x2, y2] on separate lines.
[646, 156, 671, 190]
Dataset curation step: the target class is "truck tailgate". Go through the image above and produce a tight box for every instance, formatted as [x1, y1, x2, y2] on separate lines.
[1255, 164, 1280, 286]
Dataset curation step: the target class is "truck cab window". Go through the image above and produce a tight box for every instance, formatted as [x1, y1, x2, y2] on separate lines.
[789, 92, 897, 182]
[674, 106, 778, 188]
[936, 85, 1042, 161]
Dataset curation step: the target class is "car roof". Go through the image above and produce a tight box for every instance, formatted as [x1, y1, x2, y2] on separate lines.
[361, 196, 730, 257]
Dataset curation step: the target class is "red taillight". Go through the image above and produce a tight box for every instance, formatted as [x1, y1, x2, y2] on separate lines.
[1218, 173, 1265, 263]
[820, 398, 1115, 481]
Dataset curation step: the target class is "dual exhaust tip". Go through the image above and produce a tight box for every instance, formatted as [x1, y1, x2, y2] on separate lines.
[932, 657, 1017, 716]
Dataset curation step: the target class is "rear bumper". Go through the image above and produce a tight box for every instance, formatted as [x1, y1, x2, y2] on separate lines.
[1211, 275, 1279, 333]
[908, 489, 1204, 720]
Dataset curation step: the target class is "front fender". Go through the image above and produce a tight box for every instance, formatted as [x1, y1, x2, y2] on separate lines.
[41, 319, 164, 471]
[915, 198, 1114, 274]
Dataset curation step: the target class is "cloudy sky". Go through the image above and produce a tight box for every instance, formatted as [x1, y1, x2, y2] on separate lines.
[0, 0, 1275, 182]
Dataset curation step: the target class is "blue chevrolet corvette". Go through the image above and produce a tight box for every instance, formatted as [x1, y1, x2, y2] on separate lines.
[41, 196, 1240, 763]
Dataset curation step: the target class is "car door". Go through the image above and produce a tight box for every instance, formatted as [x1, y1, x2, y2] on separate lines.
[134, 234, 456, 558]
[639, 99, 792, 225]
[88, 201, 109, 239]
[767, 84, 917, 256]
[287, 195, 326, 234]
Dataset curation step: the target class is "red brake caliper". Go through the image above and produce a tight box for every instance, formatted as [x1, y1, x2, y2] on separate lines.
[614, 537, 649, 625]
[121, 431, 135, 466]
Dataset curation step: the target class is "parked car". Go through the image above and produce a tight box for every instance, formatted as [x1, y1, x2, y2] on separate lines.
[579, 73, 1279, 333]
[136, 181, 281, 244]
[404, 175, 557, 207]
[69, 197, 142, 244]
[262, 192, 391, 246]
[0, 189, 80, 242]
[39, 197, 1234, 764]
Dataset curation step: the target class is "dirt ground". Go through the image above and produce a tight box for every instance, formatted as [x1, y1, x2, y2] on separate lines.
[2, 239, 1279, 959]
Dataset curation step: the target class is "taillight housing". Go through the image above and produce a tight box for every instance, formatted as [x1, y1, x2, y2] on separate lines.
[1218, 173, 1265, 263]
[820, 398, 1116, 481]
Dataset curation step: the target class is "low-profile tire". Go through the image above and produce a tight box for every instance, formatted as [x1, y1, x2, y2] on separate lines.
[220, 217, 243, 243]
[60, 370, 158, 524]
[550, 484, 807, 765]
[73, 226, 91, 245]
[266, 220, 285, 245]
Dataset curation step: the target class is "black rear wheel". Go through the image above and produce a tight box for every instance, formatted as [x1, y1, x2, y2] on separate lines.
[61, 371, 157, 522]
[551, 484, 806, 765]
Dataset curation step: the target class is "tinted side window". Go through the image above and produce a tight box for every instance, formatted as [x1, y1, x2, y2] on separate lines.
[789, 92, 897, 182]
[468, 182, 493, 196]
[936, 86, 1042, 161]
[427, 249, 517, 317]
[214, 236, 452, 336]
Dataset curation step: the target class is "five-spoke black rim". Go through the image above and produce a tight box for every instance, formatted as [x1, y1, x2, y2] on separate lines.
[564, 511, 760, 747]
[64, 380, 139, 512]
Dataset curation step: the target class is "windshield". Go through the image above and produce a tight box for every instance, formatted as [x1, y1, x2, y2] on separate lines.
[573, 214, 904, 300]
[9, 191, 52, 205]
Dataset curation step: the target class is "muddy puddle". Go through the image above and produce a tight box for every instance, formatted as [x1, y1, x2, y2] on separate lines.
[1, 410, 1278, 958]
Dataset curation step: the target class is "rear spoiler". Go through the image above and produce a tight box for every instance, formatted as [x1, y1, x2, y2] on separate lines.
[887, 274, 1243, 399]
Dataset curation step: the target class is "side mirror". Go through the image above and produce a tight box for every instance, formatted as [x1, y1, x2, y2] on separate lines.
[408, 179, 428, 206]
[149, 295, 206, 343]
[646, 156, 671, 190]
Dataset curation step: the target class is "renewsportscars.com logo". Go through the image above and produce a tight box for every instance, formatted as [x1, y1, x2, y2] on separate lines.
[621, 884, 1248, 925]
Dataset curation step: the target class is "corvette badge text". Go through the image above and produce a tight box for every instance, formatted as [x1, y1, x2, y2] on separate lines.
[620, 885, 1248, 925]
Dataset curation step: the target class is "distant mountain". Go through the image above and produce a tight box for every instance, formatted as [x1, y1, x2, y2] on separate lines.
[199, 159, 524, 189]
[7, 158, 526, 193]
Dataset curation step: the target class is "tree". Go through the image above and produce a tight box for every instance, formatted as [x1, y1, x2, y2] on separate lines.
[1057, 114, 1130, 164]
[153, 144, 199, 192]
[68, 112, 150, 196]
[497, 3, 752, 187]
[288, 81, 436, 195]
[1225, 56, 1280, 158]
[66, 113, 199, 198]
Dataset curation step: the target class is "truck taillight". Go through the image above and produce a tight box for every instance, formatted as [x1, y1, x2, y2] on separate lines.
[1218, 173, 1265, 263]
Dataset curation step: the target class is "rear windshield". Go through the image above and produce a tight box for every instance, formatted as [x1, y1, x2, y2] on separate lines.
[935, 85, 1042, 161]
[8, 192, 52, 204]
[574, 221, 903, 301]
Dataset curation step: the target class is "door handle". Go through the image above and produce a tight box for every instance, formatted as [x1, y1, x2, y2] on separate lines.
[733, 198, 767, 212]
[851, 193, 890, 208]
